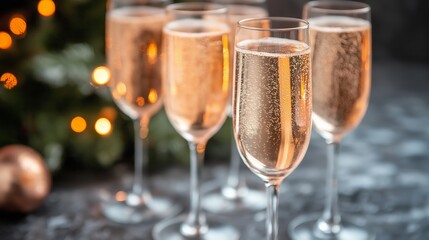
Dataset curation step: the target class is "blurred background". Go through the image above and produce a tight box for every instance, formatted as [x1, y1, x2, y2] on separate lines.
[0, 0, 427, 172]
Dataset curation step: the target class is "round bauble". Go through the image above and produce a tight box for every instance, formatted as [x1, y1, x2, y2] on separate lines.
[0, 145, 51, 213]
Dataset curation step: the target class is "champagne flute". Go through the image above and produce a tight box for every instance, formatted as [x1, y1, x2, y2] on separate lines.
[289, 1, 373, 239]
[233, 17, 312, 240]
[202, 0, 269, 215]
[102, 0, 180, 224]
[152, 3, 239, 239]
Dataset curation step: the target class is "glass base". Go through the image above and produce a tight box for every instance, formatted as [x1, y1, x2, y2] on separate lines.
[201, 179, 266, 214]
[99, 188, 181, 224]
[153, 214, 240, 240]
[289, 214, 375, 240]
[243, 211, 290, 240]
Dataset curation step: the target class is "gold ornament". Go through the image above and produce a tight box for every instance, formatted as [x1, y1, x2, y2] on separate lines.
[0, 145, 51, 212]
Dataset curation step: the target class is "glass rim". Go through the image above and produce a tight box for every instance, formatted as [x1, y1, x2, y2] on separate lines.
[166, 2, 228, 15]
[305, 0, 370, 14]
[237, 17, 309, 32]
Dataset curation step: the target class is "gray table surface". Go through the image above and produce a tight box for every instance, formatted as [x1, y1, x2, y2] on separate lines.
[1, 60, 428, 240]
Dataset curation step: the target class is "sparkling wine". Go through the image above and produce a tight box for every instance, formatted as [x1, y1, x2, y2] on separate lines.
[309, 16, 371, 140]
[233, 38, 312, 179]
[163, 19, 230, 143]
[106, 6, 164, 120]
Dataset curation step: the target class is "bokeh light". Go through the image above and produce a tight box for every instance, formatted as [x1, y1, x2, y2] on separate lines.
[0, 32, 12, 49]
[99, 106, 117, 121]
[115, 191, 127, 202]
[147, 41, 158, 64]
[70, 116, 87, 133]
[9, 16, 27, 36]
[136, 96, 145, 106]
[116, 82, 127, 96]
[148, 89, 158, 104]
[38, 0, 56, 17]
[92, 66, 110, 86]
[0, 72, 18, 89]
[95, 118, 112, 136]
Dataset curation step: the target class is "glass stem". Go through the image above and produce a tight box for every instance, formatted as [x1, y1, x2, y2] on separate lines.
[227, 136, 241, 188]
[222, 135, 246, 199]
[265, 184, 279, 240]
[181, 142, 208, 237]
[132, 118, 148, 196]
[316, 141, 341, 235]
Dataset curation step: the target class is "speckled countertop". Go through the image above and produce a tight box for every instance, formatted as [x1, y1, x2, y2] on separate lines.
[1, 60, 428, 240]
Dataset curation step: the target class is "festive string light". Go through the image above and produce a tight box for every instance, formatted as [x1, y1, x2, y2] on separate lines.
[147, 42, 158, 64]
[0, 32, 12, 49]
[9, 16, 27, 36]
[115, 191, 127, 202]
[92, 66, 110, 86]
[70, 116, 87, 133]
[148, 89, 158, 104]
[99, 107, 117, 121]
[95, 118, 112, 136]
[136, 96, 145, 106]
[116, 82, 127, 96]
[0, 72, 18, 89]
[38, 0, 56, 17]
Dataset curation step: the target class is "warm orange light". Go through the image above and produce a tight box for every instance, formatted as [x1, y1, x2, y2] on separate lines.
[197, 143, 206, 154]
[99, 106, 117, 121]
[0, 32, 12, 49]
[70, 116, 87, 133]
[136, 96, 145, 106]
[148, 89, 158, 104]
[9, 16, 27, 36]
[147, 42, 158, 64]
[92, 66, 110, 86]
[115, 191, 127, 202]
[222, 34, 230, 93]
[38, 0, 56, 17]
[95, 118, 112, 136]
[0, 72, 18, 89]
[116, 82, 127, 96]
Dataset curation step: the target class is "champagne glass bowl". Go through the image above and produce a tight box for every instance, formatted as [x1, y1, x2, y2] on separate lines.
[289, 1, 374, 239]
[201, 0, 269, 216]
[232, 17, 312, 240]
[153, 3, 239, 240]
[101, 0, 181, 224]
